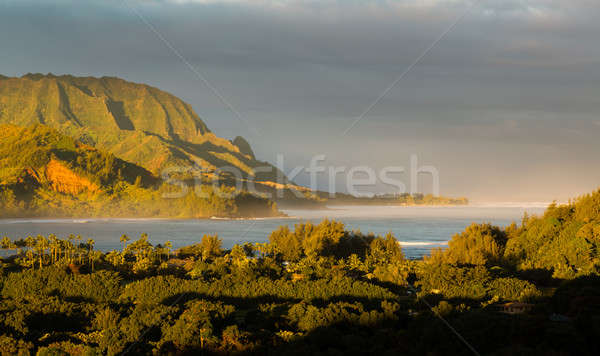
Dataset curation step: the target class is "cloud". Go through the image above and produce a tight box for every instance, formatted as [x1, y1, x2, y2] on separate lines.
[1, 0, 599, 200]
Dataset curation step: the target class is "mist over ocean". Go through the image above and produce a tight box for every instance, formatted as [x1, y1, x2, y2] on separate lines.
[0, 205, 547, 258]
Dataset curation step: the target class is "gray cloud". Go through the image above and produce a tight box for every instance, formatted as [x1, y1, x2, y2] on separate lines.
[1, 0, 599, 201]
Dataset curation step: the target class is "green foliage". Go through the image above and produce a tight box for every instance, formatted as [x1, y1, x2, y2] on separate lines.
[430, 223, 507, 266]
[487, 277, 541, 302]
[269, 225, 303, 262]
[416, 264, 491, 300]
[0, 187, 599, 355]
[269, 220, 404, 264]
[0, 124, 281, 219]
[504, 193, 600, 279]
[1, 267, 122, 303]
[199, 234, 222, 261]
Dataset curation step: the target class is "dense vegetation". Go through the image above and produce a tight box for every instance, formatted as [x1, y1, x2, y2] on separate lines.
[1, 190, 600, 355]
[0, 124, 280, 218]
[0, 73, 296, 186]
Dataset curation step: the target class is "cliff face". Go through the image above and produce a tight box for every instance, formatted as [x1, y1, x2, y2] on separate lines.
[0, 74, 288, 184]
[232, 136, 256, 160]
[0, 73, 208, 141]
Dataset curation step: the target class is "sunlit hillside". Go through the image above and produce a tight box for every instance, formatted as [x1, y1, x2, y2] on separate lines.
[0, 124, 280, 218]
[0, 74, 289, 184]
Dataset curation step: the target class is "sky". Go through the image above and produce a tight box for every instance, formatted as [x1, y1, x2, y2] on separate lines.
[1, 0, 599, 202]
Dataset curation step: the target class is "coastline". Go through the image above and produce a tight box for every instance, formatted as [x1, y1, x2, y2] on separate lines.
[0, 202, 551, 223]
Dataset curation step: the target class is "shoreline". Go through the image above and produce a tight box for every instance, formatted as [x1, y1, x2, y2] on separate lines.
[0, 216, 295, 224]
[0, 202, 550, 223]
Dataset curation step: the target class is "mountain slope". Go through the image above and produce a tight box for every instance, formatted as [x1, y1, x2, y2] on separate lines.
[0, 124, 280, 218]
[0, 73, 287, 183]
[0, 124, 156, 189]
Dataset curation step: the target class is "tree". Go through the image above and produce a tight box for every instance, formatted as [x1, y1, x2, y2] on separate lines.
[24, 236, 35, 268]
[120, 234, 130, 264]
[230, 244, 246, 262]
[67, 234, 75, 263]
[90, 250, 102, 273]
[368, 232, 404, 265]
[269, 226, 302, 262]
[48, 234, 59, 264]
[87, 239, 96, 271]
[434, 223, 506, 266]
[302, 219, 346, 258]
[165, 241, 172, 261]
[34, 235, 49, 269]
[125, 234, 153, 263]
[120, 234, 130, 251]
[76, 235, 83, 264]
[200, 234, 222, 261]
[1, 236, 12, 257]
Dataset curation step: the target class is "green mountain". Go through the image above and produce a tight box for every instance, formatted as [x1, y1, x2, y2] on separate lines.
[0, 124, 280, 218]
[0, 73, 466, 208]
[0, 73, 288, 184]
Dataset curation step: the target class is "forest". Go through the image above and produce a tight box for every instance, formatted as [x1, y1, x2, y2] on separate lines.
[1, 189, 600, 355]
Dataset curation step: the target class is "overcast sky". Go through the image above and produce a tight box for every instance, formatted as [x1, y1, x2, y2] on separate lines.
[1, 0, 599, 201]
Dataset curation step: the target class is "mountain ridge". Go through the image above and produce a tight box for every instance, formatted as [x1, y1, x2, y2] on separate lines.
[0, 73, 288, 185]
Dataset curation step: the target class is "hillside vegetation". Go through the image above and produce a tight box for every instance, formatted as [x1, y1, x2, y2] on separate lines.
[0, 124, 280, 218]
[0, 190, 599, 355]
[0, 74, 291, 186]
[426, 189, 600, 280]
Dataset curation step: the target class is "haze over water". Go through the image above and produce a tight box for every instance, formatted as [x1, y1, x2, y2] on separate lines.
[0, 205, 547, 258]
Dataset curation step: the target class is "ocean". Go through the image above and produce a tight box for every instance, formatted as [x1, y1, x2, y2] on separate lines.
[0, 204, 547, 259]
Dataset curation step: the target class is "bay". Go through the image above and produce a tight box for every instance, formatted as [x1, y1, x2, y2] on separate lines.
[0, 204, 547, 258]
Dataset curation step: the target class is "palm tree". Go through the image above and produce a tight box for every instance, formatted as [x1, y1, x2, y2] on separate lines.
[24, 236, 35, 268]
[76, 235, 83, 264]
[165, 241, 173, 261]
[87, 239, 95, 263]
[67, 234, 75, 263]
[48, 234, 58, 264]
[120, 234, 130, 252]
[140, 233, 149, 253]
[139, 233, 150, 260]
[119, 234, 130, 264]
[90, 250, 101, 272]
[119, 234, 129, 251]
[34, 235, 48, 269]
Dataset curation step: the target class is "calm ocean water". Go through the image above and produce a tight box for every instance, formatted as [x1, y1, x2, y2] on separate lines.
[0, 205, 547, 258]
